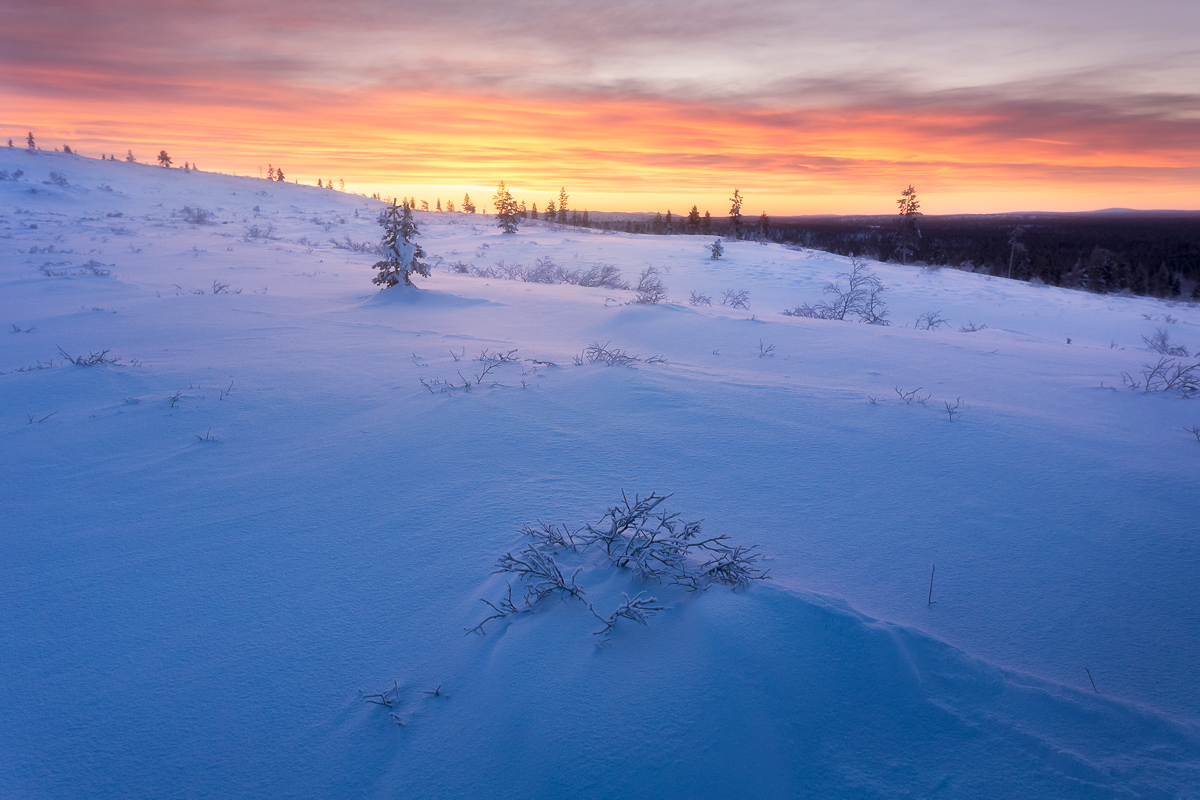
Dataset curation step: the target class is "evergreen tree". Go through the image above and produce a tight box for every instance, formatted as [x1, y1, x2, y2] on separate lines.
[268, 165, 275, 180]
[158, 150, 172, 168]
[26, 132, 35, 151]
[895, 185, 921, 264]
[570, 209, 580, 227]
[493, 181, 520, 234]
[581, 209, 589, 227]
[1191, 279, 1200, 301]
[446, 199, 455, 212]
[702, 210, 712, 235]
[545, 200, 556, 221]
[686, 205, 701, 234]
[652, 212, 665, 234]
[420, 200, 429, 211]
[63, 144, 73, 154]
[758, 212, 769, 238]
[557, 187, 569, 223]
[317, 179, 323, 188]
[372, 201, 429, 288]
[729, 189, 743, 239]
[436, 199, 442, 211]
[6, 139, 12, 147]
[530, 202, 539, 221]
[276, 168, 285, 181]
[126, 149, 137, 162]
[519, 200, 527, 219]
[462, 193, 476, 213]
[710, 239, 724, 259]
[665, 210, 674, 234]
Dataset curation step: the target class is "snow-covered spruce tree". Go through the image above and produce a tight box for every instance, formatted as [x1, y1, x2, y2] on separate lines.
[126, 149, 137, 163]
[493, 182, 519, 234]
[462, 193, 476, 213]
[372, 200, 429, 288]
[557, 187, 569, 223]
[710, 239, 724, 260]
[26, 132, 35, 151]
[158, 150, 172, 168]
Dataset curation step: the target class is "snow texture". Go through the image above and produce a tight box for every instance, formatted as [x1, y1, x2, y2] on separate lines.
[2, 149, 1199, 798]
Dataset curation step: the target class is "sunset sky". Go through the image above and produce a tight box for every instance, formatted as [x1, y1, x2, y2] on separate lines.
[3, 0, 1198, 214]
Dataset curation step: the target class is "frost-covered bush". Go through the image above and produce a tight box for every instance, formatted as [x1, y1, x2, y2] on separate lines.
[45, 172, 69, 187]
[468, 492, 769, 642]
[634, 266, 667, 304]
[710, 239, 724, 259]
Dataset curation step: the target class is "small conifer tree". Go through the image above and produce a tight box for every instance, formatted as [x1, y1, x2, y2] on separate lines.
[493, 182, 519, 234]
[126, 149, 137, 162]
[702, 211, 712, 235]
[729, 189, 743, 239]
[436, 198, 442, 211]
[557, 187, 569, 223]
[687, 205, 701, 233]
[710, 239, 724, 259]
[63, 144, 72, 154]
[372, 201, 429, 288]
[446, 199, 455, 212]
[462, 193, 476, 213]
[158, 150, 172, 168]
[276, 168, 285, 182]
[530, 202, 539, 220]
[545, 200, 556, 221]
[27, 132, 35, 151]
[895, 185, 921, 264]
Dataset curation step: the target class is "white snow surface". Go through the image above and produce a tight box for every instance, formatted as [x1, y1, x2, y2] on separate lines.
[3, 150, 1199, 798]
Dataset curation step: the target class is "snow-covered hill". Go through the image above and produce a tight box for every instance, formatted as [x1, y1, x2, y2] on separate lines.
[3, 149, 1199, 798]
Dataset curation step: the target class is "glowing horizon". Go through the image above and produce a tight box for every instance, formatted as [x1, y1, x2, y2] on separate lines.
[3, 0, 1197, 215]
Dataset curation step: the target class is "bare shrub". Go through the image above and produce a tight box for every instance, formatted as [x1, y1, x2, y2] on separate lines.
[1143, 328, 1190, 357]
[959, 321, 987, 333]
[330, 234, 382, 255]
[590, 592, 663, 642]
[178, 206, 214, 225]
[782, 258, 888, 324]
[243, 223, 276, 241]
[46, 171, 69, 187]
[720, 288, 750, 309]
[573, 341, 666, 366]
[57, 346, 121, 366]
[689, 290, 712, 306]
[914, 310, 950, 330]
[1125, 357, 1200, 397]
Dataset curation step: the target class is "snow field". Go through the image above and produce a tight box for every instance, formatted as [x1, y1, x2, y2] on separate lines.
[2, 150, 1199, 798]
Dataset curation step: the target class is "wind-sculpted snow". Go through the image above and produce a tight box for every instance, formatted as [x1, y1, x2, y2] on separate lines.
[2, 149, 1199, 798]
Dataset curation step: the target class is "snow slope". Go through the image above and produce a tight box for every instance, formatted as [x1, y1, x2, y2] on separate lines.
[2, 149, 1199, 798]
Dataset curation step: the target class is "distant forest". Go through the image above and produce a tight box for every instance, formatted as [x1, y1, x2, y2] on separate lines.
[577, 210, 1200, 300]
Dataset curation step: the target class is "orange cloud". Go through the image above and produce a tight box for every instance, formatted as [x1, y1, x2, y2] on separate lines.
[4, 79, 1198, 214]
